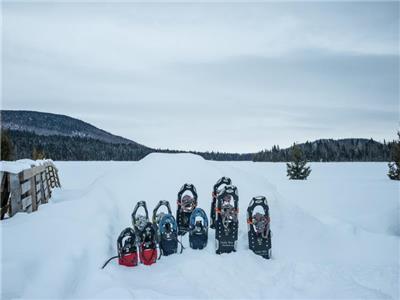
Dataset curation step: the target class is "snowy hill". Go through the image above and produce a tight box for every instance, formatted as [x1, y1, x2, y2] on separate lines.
[0, 110, 139, 145]
[1, 154, 398, 299]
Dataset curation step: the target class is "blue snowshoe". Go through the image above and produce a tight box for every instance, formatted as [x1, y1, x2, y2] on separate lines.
[189, 208, 208, 250]
[152, 200, 179, 256]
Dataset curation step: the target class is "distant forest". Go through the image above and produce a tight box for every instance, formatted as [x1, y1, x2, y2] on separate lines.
[3, 129, 394, 162]
[253, 139, 393, 162]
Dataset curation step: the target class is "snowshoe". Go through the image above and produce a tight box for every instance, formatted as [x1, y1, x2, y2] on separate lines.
[138, 222, 158, 265]
[215, 185, 239, 254]
[101, 227, 138, 269]
[189, 208, 208, 249]
[152, 200, 178, 256]
[131, 200, 150, 235]
[210, 177, 231, 229]
[247, 196, 272, 259]
[176, 183, 198, 236]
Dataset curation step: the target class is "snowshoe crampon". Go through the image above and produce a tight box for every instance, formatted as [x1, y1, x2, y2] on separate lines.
[189, 208, 208, 249]
[215, 185, 239, 254]
[176, 183, 198, 236]
[153, 200, 178, 256]
[101, 227, 138, 269]
[247, 196, 272, 259]
[138, 222, 158, 265]
[210, 177, 231, 229]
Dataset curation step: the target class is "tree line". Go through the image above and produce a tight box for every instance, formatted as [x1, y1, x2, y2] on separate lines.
[0, 129, 395, 162]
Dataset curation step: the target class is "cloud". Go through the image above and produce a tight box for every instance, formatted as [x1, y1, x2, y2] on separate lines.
[2, 2, 399, 152]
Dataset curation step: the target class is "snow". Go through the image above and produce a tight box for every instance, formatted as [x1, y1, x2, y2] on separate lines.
[0, 159, 53, 174]
[1, 153, 399, 299]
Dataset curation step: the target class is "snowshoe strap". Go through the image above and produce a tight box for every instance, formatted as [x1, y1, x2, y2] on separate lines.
[101, 255, 119, 269]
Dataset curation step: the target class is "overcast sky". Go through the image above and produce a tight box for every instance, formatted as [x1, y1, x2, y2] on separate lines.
[2, 2, 399, 152]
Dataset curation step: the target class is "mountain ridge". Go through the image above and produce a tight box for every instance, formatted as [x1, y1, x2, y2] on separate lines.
[1, 110, 143, 146]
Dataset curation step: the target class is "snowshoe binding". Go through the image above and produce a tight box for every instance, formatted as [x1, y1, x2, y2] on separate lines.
[247, 196, 272, 259]
[101, 227, 138, 268]
[210, 177, 231, 229]
[215, 185, 239, 254]
[189, 208, 208, 250]
[152, 200, 178, 256]
[176, 183, 198, 236]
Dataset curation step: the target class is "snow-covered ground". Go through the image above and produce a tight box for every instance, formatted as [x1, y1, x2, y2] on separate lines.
[1, 154, 399, 299]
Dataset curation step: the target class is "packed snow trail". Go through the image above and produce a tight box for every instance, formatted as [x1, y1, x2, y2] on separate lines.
[1, 154, 399, 299]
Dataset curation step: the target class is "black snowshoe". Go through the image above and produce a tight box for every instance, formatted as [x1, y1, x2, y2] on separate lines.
[176, 183, 198, 236]
[215, 185, 239, 254]
[101, 227, 138, 268]
[189, 208, 208, 249]
[210, 177, 232, 229]
[152, 200, 179, 256]
[247, 196, 272, 259]
[131, 201, 150, 235]
[131, 201, 158, 265]
[138, 222, 158, 265]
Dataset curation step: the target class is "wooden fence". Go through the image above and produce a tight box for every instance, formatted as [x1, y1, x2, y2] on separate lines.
[0, 161, 61, 220]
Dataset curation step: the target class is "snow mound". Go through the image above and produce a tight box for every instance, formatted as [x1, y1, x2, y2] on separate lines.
[1, 159, 398, 299]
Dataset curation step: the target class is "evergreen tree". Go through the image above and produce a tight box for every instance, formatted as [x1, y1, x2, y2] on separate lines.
[32, 146, 45, 160]
[1, 130, 13, 160]
[388, 132, 400, 180]
[287, 143, 311, 180]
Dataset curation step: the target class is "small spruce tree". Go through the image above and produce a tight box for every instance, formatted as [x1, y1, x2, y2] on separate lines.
[287, 143, 311, 180]
[32, 146, 45, 160]
[388, 132, 400, 180]
[1, 130, 13, 160]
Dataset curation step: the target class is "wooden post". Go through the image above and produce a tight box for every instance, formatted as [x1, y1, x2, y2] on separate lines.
[40, 171, 47, 204]
[30, 175, 38, 212]
[9, 173, 22, 217]
[0, 172, 10, 220]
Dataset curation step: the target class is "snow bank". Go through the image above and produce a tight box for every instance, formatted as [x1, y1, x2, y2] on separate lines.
[0, 159, 54, 174]
[1, 155, 398, 299]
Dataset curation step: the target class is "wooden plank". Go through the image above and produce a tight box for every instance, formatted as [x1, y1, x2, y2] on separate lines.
[21, 195, 32, 211]
[40, 172, 47, 204]
[9, 174, 22, 217]
[20, 165, 46, 181]
[30, 176, 38, 212]
[21, 181, 30, 194]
